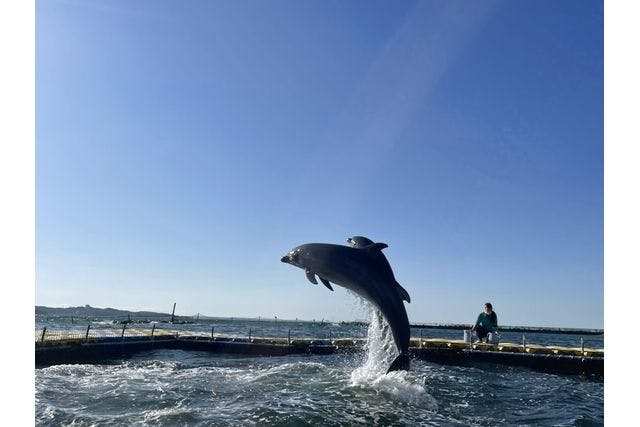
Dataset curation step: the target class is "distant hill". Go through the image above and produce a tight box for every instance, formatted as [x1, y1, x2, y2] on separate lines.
[35, 305, 171, 319]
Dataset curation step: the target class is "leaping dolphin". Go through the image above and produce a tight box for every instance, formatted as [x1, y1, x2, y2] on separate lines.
[281, 240, 411, 372]
[347, 236, 411, 304]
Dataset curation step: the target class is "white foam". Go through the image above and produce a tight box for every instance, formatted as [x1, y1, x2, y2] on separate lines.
[351, 310, 398, 380]
[142, 406, 192, 423]
[349, 309, 437, 408]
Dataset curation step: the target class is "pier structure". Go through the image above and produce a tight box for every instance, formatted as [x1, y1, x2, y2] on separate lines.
[35, 327, 603, 378]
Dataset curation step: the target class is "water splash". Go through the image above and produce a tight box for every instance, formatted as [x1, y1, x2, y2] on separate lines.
[35, 334, 602, 425]
[349, 309, 434, 406]
[352, 310, 398, 379]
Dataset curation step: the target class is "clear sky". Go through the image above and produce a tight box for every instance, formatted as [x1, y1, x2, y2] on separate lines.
[36, 0, 603, 328]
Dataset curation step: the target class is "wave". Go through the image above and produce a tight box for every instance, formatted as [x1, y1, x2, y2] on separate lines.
[349, 310, 437, 409]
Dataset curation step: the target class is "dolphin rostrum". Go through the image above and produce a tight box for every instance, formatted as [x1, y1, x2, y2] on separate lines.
[281, 240, 411, 372]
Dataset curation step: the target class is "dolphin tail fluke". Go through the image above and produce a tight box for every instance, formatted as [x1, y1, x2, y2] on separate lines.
[387, 352, 411, 373]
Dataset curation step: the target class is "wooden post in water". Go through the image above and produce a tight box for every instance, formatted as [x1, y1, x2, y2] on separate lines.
[40, 327, 47, 344]
[151, 324, 156, 338]
[85, 324, 91, 342]
[288, 329, 291, 345]
[211, 326, 214, 340]
[249, 328, 252, 342]
[420, 329, 423, 347]
[170, 303, 176, 323]
[121, 323, 126, 340]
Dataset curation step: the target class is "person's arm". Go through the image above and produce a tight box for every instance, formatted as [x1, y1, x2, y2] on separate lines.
[471, 313, 481, 330]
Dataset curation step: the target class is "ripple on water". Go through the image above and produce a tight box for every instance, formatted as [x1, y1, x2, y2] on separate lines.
[35, 316, 603, 426]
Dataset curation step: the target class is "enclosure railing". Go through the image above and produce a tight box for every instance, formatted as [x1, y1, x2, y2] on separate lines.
[34, 323, 603, 353]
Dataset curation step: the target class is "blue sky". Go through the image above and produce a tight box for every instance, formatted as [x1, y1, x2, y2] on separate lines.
[36, 0, 603, 328]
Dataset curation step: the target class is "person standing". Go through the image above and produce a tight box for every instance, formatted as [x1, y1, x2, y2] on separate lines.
[471, 302, 498, 343]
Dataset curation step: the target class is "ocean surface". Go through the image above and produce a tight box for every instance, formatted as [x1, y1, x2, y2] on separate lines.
[35, 314, 604, 426]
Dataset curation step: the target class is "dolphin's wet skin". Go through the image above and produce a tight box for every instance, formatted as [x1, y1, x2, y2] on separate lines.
[282, 236, 412, 373]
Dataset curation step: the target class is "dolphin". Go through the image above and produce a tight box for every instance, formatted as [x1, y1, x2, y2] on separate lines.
[347, 236, 411, 304]
[346, 235, 376, 248]
[281, 241, 411, 372]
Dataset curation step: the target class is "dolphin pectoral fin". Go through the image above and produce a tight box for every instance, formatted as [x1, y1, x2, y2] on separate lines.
[305, 269, 318, 285]
[365, 242, 388, 251]
[387, 352, 411, 373]
[319, 277, 334, 291]
[396, 281, 411, 303]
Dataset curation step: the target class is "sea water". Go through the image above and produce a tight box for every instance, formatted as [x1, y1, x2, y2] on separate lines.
[35, 313, 604, 426]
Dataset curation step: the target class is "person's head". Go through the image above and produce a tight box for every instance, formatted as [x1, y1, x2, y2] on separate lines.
[484, 303, 493, 313]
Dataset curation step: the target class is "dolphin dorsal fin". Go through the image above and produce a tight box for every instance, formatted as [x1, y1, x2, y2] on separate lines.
[305, 269, 318, 285]
[365, 242, 388, 251]
[319, 277, 334, 291]
[396, 281, 411, 303]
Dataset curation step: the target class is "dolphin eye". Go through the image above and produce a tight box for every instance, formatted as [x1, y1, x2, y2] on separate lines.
[289, 249, 301, 262]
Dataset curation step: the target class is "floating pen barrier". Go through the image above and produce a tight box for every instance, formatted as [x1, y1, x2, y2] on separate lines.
[35, 327, 603, 378]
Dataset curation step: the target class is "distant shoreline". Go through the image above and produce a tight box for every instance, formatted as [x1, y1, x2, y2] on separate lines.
[35, 305, 604, 335]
